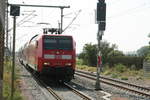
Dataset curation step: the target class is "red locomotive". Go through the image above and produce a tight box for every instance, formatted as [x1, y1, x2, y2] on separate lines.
[20, 34, 76, 82]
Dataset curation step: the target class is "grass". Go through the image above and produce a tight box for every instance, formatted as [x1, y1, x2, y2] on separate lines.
[111, 73, 118, 78]
[3, 60, 23, 100]
[77, 65, 97, 72]
[76, 59, 148, 80]
[120, 76, 128, 80]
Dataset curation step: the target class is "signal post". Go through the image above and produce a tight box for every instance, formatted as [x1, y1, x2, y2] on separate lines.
[95, 0, 106, 90]
[10, 5, 20, 100]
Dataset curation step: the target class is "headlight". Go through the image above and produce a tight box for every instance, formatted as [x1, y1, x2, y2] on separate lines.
[43, 62, 50, 66]
[65, 63, 72, 66]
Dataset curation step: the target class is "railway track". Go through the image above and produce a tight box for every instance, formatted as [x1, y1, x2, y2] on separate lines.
[75, 70, 150, 98]
[63, 82, 93, 100]
[20, 60, 93, 100]
[22, 63, 63, 100]
[33, 72, 93, 100]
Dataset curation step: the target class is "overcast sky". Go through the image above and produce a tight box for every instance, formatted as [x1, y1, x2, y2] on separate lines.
[9, 0, 150, 53]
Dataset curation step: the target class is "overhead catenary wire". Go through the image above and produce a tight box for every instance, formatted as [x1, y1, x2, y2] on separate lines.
[17, 15, 37, 26]
[8, 10, 36, 32]
[13, 9, 62, 42]
[16, 10, 63, 41]
[107, 1, 150, 20]
[63, 9, 82, 33]
[106, 0, 122, 6]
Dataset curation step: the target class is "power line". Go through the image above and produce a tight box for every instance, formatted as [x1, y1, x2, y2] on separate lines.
[8, 11, 36, 32]
[17, 15, 37, 26]
[16, 32, 31, 41]
[63, 9, 82, 32]
[107, 3, 150, 20]
[106, 0, 122, 6]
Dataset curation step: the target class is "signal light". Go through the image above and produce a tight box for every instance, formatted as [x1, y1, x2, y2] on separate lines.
[97, 1, 106, 22]
[98, 21, 106, 31]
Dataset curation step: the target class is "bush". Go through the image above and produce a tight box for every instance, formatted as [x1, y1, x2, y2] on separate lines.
[76, 65, 96, 72]
[111, 73, 118, 78]
[115, 63, 127, 73]
[102, 65, 112, 75]
[136, 76, 143, 80]
[103, 70, 111, 75]
[108, 56, 144, 69]
[76, 59, 84, 65]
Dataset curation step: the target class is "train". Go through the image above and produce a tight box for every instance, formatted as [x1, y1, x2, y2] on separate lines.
[19, 34, 76, 82]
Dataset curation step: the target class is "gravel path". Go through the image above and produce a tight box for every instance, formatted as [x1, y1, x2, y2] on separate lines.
[17, 62, 56, 100]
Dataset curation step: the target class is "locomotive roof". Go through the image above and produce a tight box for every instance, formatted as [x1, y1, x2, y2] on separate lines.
[22, 34, 74, 49]
[42, 34, 73, 37]
[29, 34, 73, 43]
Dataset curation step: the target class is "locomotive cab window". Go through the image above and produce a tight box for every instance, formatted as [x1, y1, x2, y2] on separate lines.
[43, 36, 73, 50]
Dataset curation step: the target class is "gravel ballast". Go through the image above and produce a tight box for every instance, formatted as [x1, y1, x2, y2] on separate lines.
[17, 62, 56, 100]
[17, 61, 150, 100]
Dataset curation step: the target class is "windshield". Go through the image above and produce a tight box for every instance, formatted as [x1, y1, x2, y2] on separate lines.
[43, 36, 73, 50]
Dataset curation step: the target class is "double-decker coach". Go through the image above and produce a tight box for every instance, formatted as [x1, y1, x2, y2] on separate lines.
[21, 34, 76, 82]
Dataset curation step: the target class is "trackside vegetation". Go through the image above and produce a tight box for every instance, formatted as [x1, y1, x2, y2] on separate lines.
[78, 42, 144, 69]
[77, 41, 150, 80]
[3, 60, 23, 100]
[76, 59, 145, 80]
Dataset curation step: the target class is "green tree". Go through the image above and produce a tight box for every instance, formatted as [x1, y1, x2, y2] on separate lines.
[79, 43, 97, 66]
[99, 41, 121, 64]
[78, 41, 123, 66]
[137, 46, 149, 57]
[108, 50, 124, 57]
[144, 33, 150, 61]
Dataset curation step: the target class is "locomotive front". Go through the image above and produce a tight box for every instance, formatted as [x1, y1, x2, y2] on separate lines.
[39, 35, 76, 81]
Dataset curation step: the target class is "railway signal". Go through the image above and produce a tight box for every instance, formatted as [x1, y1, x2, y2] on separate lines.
[97, 0, 106, 31]
[10, 5, 20, 16]
[95, 0, 106, 90]
[98, 22, 106, 31]
[97, 0, 106, 23]
[10, 4, 20, 100]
